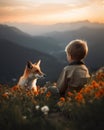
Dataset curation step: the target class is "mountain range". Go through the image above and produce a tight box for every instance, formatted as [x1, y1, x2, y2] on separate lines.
[7, 20, 104, 35]
[0, 24, 61, 54]
[0, 38, 64, 85]
[0, 21, 104, 84]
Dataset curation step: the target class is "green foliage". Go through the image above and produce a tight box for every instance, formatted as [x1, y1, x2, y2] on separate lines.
[0, 72, 104, 130]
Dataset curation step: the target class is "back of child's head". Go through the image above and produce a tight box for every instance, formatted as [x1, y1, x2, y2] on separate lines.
[65, 39, 88, 61]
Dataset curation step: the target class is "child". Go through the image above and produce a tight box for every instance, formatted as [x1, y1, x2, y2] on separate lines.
[57, 39, 90, 97]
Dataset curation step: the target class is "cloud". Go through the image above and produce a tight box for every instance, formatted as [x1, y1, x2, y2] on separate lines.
[0, 2, 89, 17]
[0, 0, 104, 23]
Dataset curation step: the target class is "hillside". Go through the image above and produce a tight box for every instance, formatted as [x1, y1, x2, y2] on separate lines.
[46, 26, 104, 45]
[0, 70, 104, 130]
[46, 27, 104, 71]
[0, 39, 64, 85]
[7, 21, 104, 35]
[0, 23, 104, 75]
[0, 24, 61, 54]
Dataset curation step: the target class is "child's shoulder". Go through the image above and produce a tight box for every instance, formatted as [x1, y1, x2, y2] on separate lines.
[63, 65, 77, 72]
[64, 64, 88, 72]
[64, 64, 84, 69]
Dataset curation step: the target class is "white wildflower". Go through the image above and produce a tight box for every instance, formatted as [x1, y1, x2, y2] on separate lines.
[41, 105, 50, 115]
[23, 116, 27, 119]
[35, 105, 40, 110]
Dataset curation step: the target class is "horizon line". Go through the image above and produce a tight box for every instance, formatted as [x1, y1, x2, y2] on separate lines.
[0, 20, 104, 26]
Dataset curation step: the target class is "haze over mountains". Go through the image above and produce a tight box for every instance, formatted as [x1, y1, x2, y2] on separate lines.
[0, 39, 63, 85]
[0, 25, 61, 54]
[7, 21, 104, 36]
[0, 21, 104, 85]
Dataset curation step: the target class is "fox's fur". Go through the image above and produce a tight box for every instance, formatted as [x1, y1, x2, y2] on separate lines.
[17, 60, 45, 91]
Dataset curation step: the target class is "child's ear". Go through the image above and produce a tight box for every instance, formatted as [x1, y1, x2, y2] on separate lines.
[27, 61, 33, 69]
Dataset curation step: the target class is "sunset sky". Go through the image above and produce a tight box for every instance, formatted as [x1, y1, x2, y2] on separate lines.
[0, 0, 104, 25]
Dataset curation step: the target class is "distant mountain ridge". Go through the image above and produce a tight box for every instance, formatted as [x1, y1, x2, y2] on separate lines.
[6, 21, 104, 35]
[0, 23, 104, 84]
[0, 38, 64, 85]
[43, 24, 104, 71]
[0, 24, 62, 54]
[47, 26, 104, 45]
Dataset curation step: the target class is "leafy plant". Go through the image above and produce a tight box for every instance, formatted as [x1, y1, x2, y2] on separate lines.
[0, 72, 104, 130]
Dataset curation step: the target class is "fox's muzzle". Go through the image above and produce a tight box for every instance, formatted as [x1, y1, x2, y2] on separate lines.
[35, 73, 46, 79]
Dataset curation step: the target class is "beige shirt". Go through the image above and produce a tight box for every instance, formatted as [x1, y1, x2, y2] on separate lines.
[57, 63, 90, 96]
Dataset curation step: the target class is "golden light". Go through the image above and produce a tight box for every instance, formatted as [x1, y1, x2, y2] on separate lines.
[0, 0, 104, 24]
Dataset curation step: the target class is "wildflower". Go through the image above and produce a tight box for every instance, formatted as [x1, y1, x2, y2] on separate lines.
[2, 92, 9, 98]
[23, 116, 27, 120]
[91, 80, 99, 89]
[75, 92, 84, 103]
[96, 72, 104, 80]
[11, 85, 19, 91]
[38, 87, 47, 94]
[67, 91, 74, 97]
[35, 105, 40, 110]
[83, 86, 92, 94]
[57, 97, 65, 106]
[99, 81, 104, 87]
[57, 101, 64, 107]
[41, 105, 49, 115]
[95, 88, 104, 99]
[46, 91, 51, 98]
[59, 97, 65, 102]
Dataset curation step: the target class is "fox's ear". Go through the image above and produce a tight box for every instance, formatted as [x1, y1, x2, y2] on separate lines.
[27, 61, 33, 69]
[36, 60, 41, 66]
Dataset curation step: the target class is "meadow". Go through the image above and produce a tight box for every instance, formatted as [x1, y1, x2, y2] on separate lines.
[0, 71, 104, 130]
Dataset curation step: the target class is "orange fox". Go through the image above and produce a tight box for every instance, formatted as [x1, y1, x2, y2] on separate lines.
[17, 60, 45, 91]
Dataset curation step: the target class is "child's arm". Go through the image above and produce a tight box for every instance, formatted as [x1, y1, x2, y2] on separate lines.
[57, 68, 68, 97]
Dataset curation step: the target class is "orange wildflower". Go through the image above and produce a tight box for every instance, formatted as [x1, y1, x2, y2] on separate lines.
[95, 88, 104, 99]
[46, 91, 51, 98]
[98, 81, 104, 87]
[67, 91, 74, 97]
[59, 97, 65, 102]
[38, 87, 47, 94]
[75, 93, 84, 103]
[80, 88, 84, 93]
[80, 85, 93, 94]
[2, 92, 9, 98]
[11, 85, 19, 91]
[83, 86, 92, 94]
[96, 72, 104, 80]
[57, 101, 64, 107]
[91, 80, 99, 89]
[57, 97, 65, 107]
